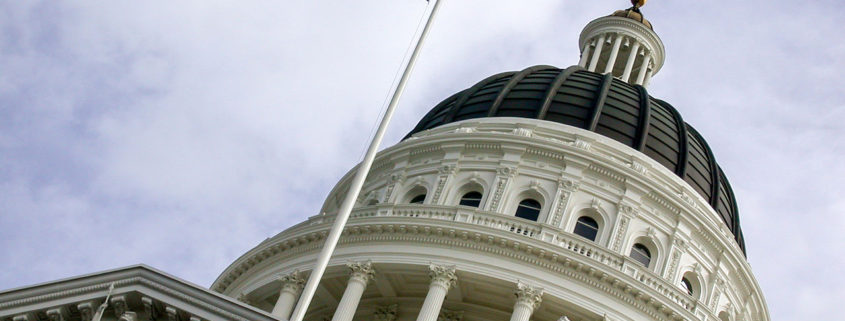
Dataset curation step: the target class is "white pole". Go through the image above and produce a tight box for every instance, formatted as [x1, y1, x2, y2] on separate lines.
[288, 1, 445, 320]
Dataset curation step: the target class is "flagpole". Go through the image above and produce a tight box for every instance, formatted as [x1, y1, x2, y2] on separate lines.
[288, 1, 445, 320]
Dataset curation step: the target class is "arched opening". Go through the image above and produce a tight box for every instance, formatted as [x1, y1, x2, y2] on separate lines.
[366, 199, 379, 206]
[680, 271, 703, 299]
[404, 185, 428, 205]
[515, 199, 541, 221]
[459, 191, 483, 208]
[573, 216, 599, 241]
[629, 243, 652, 268]
[718, 311, 731, 321]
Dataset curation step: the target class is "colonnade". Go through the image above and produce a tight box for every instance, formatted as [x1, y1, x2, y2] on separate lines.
[579, 33, 654, 86]
[269, 262, 549, 321]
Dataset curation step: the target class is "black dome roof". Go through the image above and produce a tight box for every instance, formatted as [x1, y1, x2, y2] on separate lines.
[406, 65, 745, 253]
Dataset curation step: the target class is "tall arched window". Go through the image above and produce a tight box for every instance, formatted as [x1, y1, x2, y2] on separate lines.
[629, 243, 652, 267]
[409, 194, 426, 204]
[515, 199, 541, 221]
[459, 191, 483, 208]
[573, 216, 599, 241]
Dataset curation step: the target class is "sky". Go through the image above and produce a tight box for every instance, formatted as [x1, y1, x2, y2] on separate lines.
[0, 0, 842, 319]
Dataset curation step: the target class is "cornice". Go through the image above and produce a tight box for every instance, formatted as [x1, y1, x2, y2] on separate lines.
[214, 213, 725, 321]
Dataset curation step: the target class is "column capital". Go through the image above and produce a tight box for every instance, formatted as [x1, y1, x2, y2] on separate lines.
[428, 264, 458, 290]
[347, 260, 375, 284]
[278, 270, 307, 294]
[514, 282, 544, 310]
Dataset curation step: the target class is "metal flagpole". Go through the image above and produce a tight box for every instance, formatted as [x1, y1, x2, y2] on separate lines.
[288, 1, 445, 320]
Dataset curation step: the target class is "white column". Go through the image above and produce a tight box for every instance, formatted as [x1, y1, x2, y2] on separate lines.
[331, 261, 375, 321]
[621, 42, 641, 82]
[643, 67, 654, 87]
[603, 34, 624, 74]
[635, 54, 652, 85]
[587, 34, 606, 72]
[509, 282, 544, 321]
[272, 271, 307, 320]
[415, 264, 458, 321]
[578, 39, 594, 67]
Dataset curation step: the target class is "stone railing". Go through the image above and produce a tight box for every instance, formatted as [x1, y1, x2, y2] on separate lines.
[308, 204, 696, 314]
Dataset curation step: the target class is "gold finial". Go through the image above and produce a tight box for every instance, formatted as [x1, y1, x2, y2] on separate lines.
[631, 0, 647, 9]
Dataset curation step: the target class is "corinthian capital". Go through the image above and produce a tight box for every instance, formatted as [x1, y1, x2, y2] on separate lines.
[514, 282, 544, 310]
[347, 260, 375, 284]
[278, 270, 307, 294]
[429, 264, 458, 289]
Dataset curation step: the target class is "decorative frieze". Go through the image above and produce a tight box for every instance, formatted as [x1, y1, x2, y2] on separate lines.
[511, 127, 534, 137]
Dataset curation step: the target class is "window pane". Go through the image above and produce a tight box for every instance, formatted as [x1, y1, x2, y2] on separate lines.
[573, 217, 599, 241]
[459, 191, 482, 207]
[629, 243, 651, 267]
[515, 199, 541, 221]
[410, 194, 426, 204]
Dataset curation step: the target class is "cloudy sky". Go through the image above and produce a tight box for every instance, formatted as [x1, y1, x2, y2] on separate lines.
[1, 0, 842, 319]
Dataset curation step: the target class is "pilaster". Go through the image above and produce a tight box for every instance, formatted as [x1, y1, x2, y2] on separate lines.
[487, 166, 518, 212]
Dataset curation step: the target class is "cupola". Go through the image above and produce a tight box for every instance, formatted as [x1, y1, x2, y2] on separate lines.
[578, 0, 664, 86]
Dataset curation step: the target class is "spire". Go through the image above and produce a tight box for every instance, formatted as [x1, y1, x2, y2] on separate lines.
[576, 1, 664, 87]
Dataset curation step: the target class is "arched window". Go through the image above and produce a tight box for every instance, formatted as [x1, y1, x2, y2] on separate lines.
[366, 199, 379, 206]
[515, 199, 541, 221]
[629, 243, 652, 267]
[718, 311, 731, 321]
[409, 194, 426, 204]
[459, 191, 483, 208]
[573, 216, 599, 241]
[680, 277, 694, 296]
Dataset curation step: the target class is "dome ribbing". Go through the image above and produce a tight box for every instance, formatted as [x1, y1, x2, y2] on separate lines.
[406, 65, 745, 253]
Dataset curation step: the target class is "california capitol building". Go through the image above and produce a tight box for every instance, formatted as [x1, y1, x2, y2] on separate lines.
[0, 3, 770, 321]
